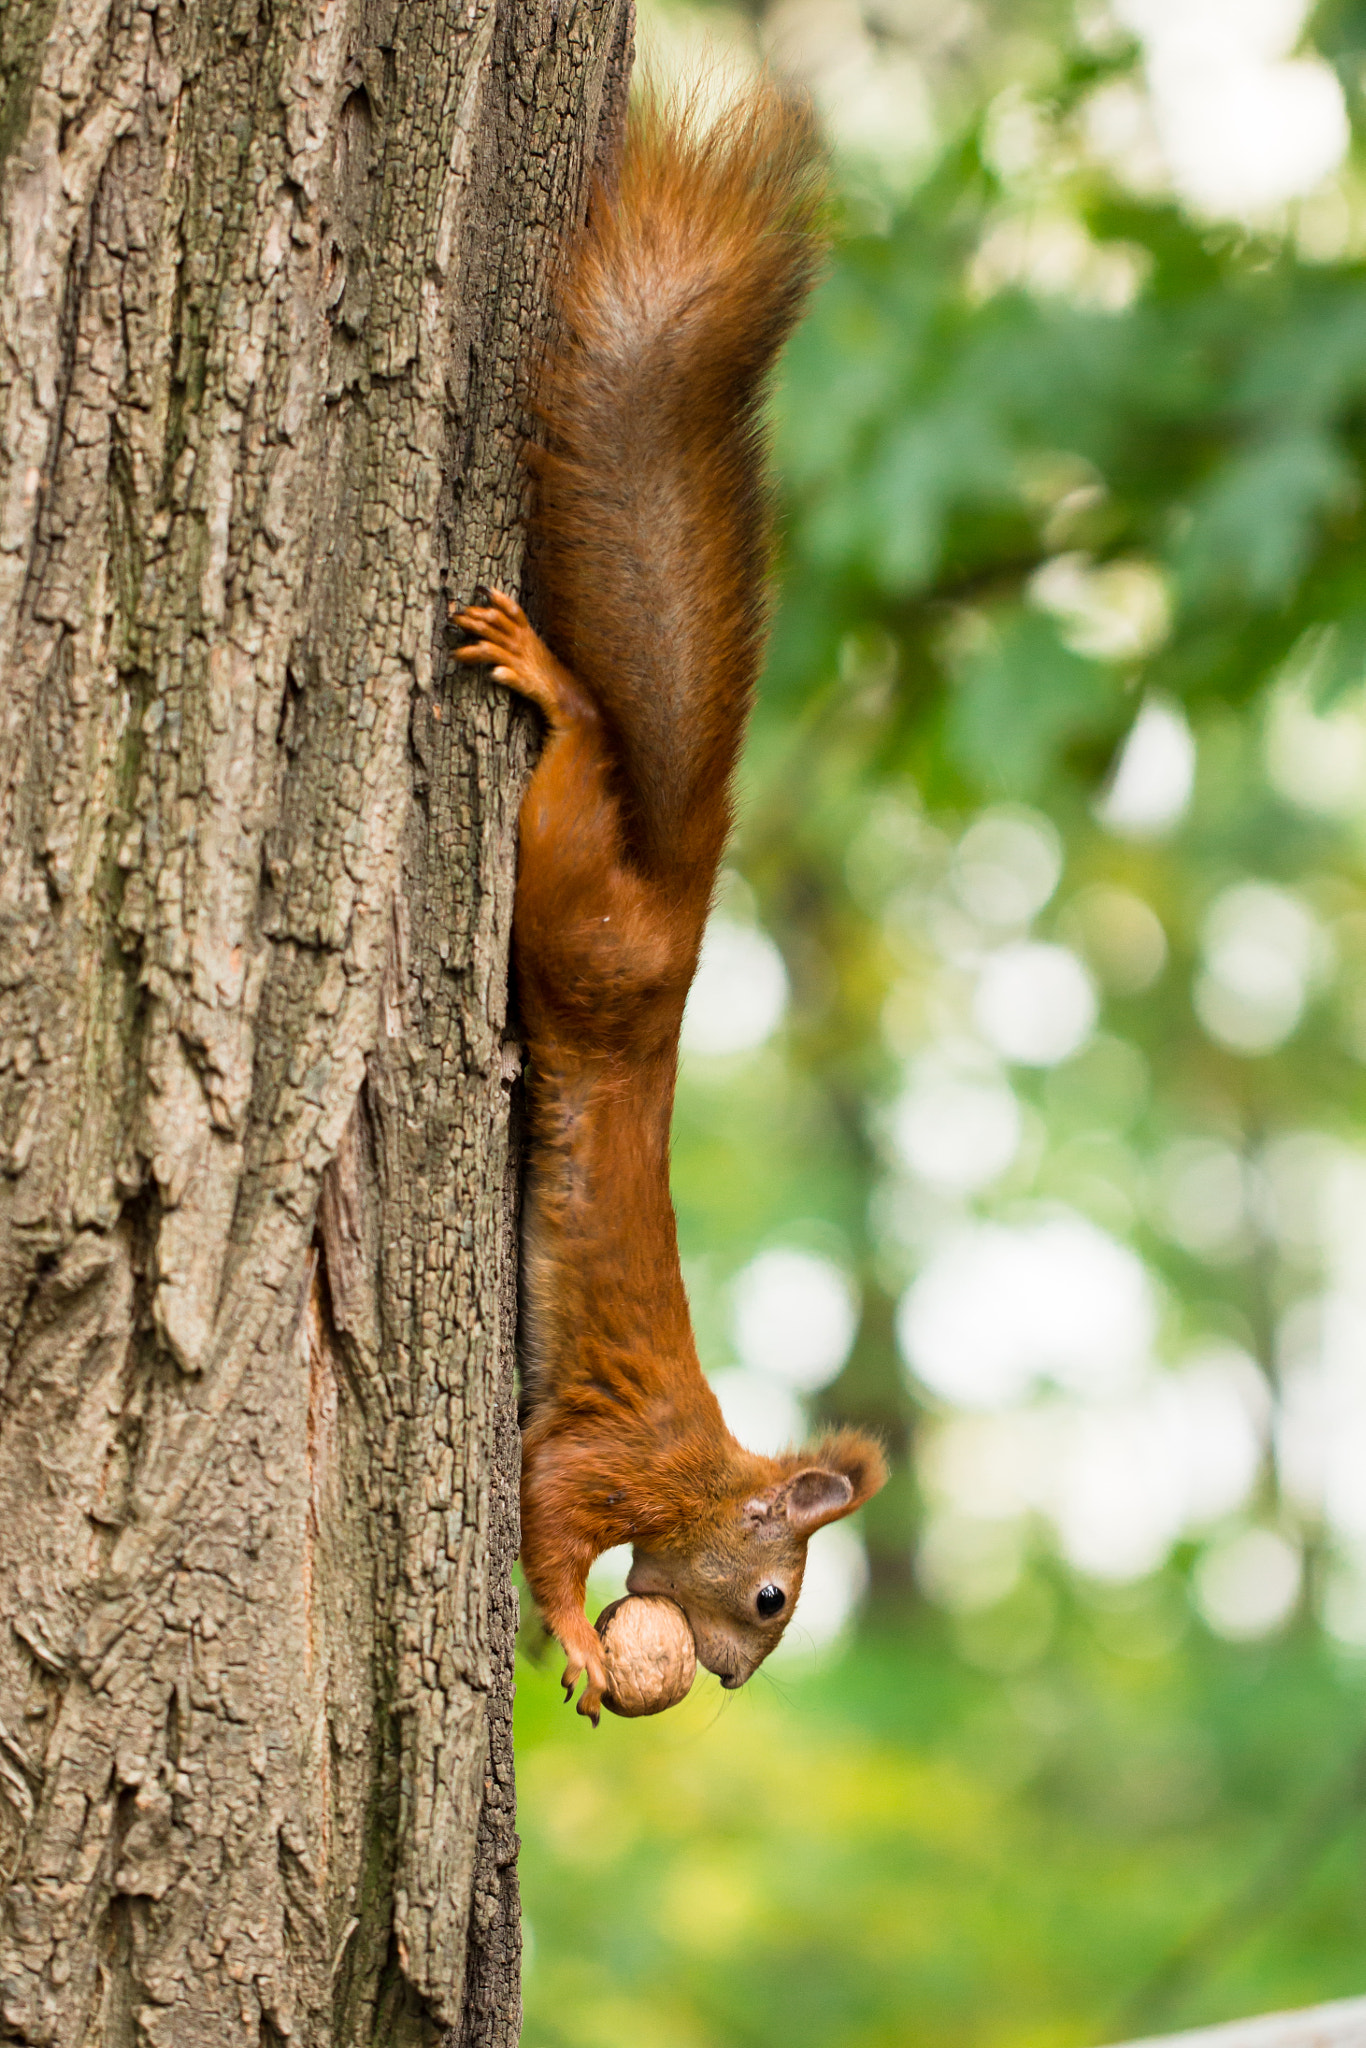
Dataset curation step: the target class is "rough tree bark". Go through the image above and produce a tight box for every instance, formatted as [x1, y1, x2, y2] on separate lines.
[0, 2, 632, 2041]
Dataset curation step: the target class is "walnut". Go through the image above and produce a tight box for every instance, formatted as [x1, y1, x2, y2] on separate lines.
[594, 1594, 697, 1717]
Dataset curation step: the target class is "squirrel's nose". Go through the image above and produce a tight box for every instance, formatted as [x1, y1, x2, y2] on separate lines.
[720, 1671, 744, 1689]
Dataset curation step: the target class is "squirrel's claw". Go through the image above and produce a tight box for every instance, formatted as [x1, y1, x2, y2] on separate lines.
[557, 1638, 608, 1727]
[575, 1666, 606, 1727]
[447, 587, 525, 634]
[578, 1647, 608, 1727]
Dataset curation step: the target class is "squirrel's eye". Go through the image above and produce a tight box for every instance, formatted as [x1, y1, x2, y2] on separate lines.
[756, 1584, 786, 1620]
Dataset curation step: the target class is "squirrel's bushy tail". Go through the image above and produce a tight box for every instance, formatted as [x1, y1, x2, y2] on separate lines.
[533, 81, 824, 884]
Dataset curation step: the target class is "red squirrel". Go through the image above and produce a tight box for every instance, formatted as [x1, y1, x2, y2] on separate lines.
[451, 84, 887, 1724]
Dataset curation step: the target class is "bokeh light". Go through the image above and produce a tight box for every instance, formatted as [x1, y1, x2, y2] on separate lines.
[681, 914, 789, 1056]
[897, 1212, 1157, 1408]
[1097, 699, 1197, 837]
[974, 942, 1099, 1065]
[732, 1247, 860, 1390]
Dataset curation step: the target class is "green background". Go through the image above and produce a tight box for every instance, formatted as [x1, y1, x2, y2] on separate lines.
[518, 3, 1366, 2041]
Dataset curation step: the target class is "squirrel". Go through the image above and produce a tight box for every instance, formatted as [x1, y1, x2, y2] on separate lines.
[451, 82, 887, 1725]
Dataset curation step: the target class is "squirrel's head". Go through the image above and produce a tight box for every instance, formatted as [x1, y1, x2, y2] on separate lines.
[626, 1429, 887, 1690]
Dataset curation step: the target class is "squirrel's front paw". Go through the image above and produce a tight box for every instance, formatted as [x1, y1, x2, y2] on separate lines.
[577, 1654, 608, 1726]
[558, 1641, 609, 1729]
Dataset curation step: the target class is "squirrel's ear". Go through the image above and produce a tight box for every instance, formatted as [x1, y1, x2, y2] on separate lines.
[780, 1466, 854, 1533]
[746, 1432, 888, 1533]
[783, 1430, 889, 1533]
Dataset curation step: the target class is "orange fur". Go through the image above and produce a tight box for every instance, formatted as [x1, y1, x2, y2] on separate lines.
[452, 85, 885, 1723]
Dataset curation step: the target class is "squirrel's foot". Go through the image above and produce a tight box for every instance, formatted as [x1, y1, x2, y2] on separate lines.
[555, 1626, 609, 1729]
[449, 589, 586, 728]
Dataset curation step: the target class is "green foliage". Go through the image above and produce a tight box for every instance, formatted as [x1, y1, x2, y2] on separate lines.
[946, 612, 1117, 795]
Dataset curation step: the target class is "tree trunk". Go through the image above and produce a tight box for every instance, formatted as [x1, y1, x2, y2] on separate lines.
[0, 2, 632, 2041]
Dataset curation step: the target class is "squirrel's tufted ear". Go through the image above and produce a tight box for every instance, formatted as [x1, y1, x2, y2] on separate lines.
[743, 1431, 888, 1533]
[742, 1470, 850, 1528]
[781, 1430, 888, 1533]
